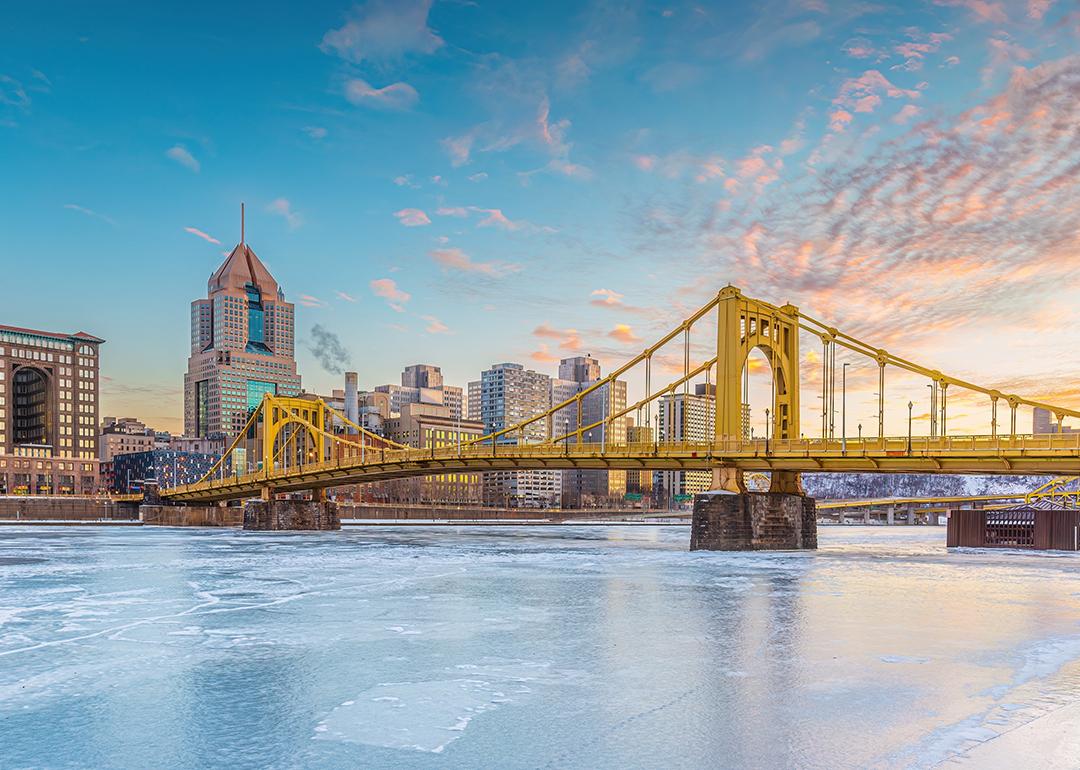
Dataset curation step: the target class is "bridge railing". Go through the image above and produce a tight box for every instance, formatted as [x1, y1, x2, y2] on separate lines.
[160, 431, 1080, 498]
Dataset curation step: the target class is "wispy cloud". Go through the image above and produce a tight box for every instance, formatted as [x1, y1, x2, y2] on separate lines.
[429, 247, 521, 277]
[183, 226, 220, 244]
[432, 205, 554, 233]
[421, 315, 450, 334]
[344, 78, 419, 110]
[335, 290, 356, 302]
[165, 144, 200, 172]
[266, 198, 303, 229]
[533, 322, 582, 351]
[530, 344, 560, 363]
[299, 294, 326, 308]
[63, 203, 115, 226]
[320, 0, 443, 63]
[303, 126, 328, 140]
[590, 288, 625, 308]
[393, 208, 431, 226]
[933, 0, 1008, 23]
[369, 277, 410, 312]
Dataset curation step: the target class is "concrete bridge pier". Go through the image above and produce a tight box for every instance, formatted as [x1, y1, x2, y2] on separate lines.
[887, 505, 895, 525]
[690, 491, 817, 550]
[243, 489, 340, 531]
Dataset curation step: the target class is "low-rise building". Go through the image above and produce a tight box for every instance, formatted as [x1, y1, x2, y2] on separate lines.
[99, 417, 156, 462]
[110, 449, 219, 494]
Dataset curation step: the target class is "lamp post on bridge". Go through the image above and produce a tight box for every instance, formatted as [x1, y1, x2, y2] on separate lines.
[907, 401, 914, 454]
[842, 362, 851, 453]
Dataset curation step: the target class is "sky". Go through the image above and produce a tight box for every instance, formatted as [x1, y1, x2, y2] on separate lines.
[2, 0, 1079, 436]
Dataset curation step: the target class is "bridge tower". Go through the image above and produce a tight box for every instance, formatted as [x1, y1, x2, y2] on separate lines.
[712, 286, 802, 495]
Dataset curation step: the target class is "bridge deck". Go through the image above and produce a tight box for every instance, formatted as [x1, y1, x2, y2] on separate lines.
[163, 434, 1080, 502]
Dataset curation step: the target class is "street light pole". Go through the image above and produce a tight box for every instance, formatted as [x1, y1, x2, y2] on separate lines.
[842, 362, 850, 452]
[907, 401, 914, 453]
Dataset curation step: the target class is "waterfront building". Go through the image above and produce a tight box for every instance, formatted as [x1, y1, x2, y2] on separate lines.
[99, 417, 155, 462]
[110, 449, 219, 494]
[0, 324, 103, 495]
[626, 423, 655, 495]
[1033, 407, 1078, 434]
[654, 389, 715, 503]
[183, 219, 301, 441]
[551, 356, 628, 508]
[380, 401, 484, 504]
[478, 363, 559, 507]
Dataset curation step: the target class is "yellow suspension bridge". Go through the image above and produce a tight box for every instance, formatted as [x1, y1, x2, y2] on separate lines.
[163, 286, 1080, 504]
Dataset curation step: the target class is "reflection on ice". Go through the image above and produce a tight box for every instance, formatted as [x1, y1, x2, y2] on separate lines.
[0, 525, 1079, 769]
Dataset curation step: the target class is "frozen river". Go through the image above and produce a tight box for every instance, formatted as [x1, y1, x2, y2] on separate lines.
[2, 525, 1080, 769]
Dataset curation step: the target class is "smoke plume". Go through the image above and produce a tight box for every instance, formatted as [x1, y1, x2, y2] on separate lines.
[309, 324, 351, 375]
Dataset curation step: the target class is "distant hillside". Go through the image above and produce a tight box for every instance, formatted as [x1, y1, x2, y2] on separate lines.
[801, 473, 1049, 500]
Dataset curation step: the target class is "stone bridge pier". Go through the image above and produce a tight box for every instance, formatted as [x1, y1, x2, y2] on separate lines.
[690, 490, 817, 551]
[242, 488, 340, 531]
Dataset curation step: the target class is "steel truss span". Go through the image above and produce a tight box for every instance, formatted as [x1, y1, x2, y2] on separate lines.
[163, 286, 1080, 504]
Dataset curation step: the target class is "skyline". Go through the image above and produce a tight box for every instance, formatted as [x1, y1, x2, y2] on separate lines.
[4, 0, 1080, 434]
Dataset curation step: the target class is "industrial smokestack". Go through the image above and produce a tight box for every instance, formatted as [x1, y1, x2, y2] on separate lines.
[344, 372, 359, 434]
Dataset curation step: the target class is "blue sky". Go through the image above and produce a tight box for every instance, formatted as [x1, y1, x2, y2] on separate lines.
[3, 0, 1079, 434]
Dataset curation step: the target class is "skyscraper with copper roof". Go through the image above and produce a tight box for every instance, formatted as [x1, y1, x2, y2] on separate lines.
[183, 207, 301, 440]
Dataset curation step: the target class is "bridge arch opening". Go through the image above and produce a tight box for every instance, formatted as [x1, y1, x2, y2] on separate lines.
[742, 347, 775, 441]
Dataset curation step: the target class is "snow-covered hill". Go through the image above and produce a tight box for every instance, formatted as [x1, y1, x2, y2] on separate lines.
[801, 473, 1049, 500]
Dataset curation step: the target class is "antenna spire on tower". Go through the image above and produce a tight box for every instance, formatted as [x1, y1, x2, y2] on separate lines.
[241, 202, 245, 246]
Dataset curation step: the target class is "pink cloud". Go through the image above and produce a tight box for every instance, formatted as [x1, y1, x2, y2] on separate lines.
[1028, 0, 1053, 19]
[369, 278, 410, 312]
[421, 315, 450, 334]
[533, 322, 582, 350]
[842, 38, 880, 59]
[608, 324, 642, 344]
[393, 208, 431, 227]
[184, 227, 220, 245]
[530, 344, 559, 363]
[266, 198, 303, 229]
[441, 133, 474, 167]
[299, 294, 325, 308]
[933, 0, 1008, 23]
[633, 154, 657, 171]
[590, 288, 624, 307]
[893, 104, 922, 124]
[429, 247, 520, 277]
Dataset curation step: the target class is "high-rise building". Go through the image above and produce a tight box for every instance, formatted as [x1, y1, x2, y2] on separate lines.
[654, 391, 715, 502]
[467, 380, 481, 422]
[625, 423, 654, 494]
[183, 217, 301, 440]
[374, 365, 464, 421]
[0, 325, 104, 494]
[1033, 407, 1077, 434]
[402, 364, 444, 390]
[478, 363, 559, 507]
[559, 355, 601, 383]
[551, 356, 628, 507]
